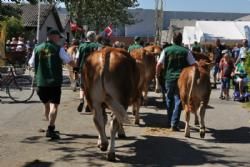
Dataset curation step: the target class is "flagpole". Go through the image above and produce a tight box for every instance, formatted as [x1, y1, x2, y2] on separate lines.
[36, 0, 41, 43]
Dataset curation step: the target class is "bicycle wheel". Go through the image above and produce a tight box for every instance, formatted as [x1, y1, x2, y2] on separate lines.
[7, 76, 35, 102]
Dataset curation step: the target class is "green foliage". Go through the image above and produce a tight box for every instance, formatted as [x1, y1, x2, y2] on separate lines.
[246, 52, 250, 75]
[0, 0, 63, 21]
[5, 17, 24, 40]
[65, 0, 139, 31]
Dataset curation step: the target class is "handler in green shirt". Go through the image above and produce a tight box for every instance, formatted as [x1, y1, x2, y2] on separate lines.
[128, 36, 143, 52]
[76, 31, 98, 113]
[29, 29, 75, 140]
[156, 32, 196, 131]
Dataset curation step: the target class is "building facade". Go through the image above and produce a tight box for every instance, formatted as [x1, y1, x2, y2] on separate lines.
[119, 9, 250, 41]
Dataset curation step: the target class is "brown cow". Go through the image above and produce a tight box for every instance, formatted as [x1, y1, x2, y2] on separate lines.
[130, 45, 161, 104]
[144, 45, 162, 93]
[83, 47, 143, 161]
[67, 45, 78, 91]
[178, 58, 211, 138]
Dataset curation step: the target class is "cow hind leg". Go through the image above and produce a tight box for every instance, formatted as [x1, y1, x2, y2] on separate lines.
[105, 97, 128, 160]
[117, 124, 126, 139]
[155, 76, 161, 93]
[198, 102, 206, 138]
[107, 117, 120, 161]
[184, 106, 191, 138]
[194, 112, 199, 127]
[93, 102, 109, 152]
[133, 97, 142, 125]
[143, 84, 149, 105]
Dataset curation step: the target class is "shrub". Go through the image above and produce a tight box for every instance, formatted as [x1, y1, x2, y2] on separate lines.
[5, 16, 24, 40]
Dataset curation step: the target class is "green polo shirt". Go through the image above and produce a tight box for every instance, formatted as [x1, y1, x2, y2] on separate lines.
[78, 42, 98, 69]
[163, 44, 189, 82]
[34, 41, 62, 87]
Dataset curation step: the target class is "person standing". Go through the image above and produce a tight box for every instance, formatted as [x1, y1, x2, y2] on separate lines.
[235, 39, 249, 65]
[232, 43, 240, 63]
[212, 39, 224, 88]
[191, 41, 202, 53]
[128, 36, 143, 52]
[76, 31, 99, 112]
[219, 50, 235, 100]
[29, 29, 75, 140]
[156, 32, 196, 131]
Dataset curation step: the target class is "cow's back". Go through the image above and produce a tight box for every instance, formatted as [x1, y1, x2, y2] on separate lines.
[130, 48, 156, 81]
[178, 62, 211, 112]
[84, 47, 140, 109]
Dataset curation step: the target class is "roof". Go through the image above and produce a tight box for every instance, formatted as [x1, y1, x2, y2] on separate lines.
[57, 7, 70, 29]
[236, 15, 250, 21]
[4, 3, 63, 31]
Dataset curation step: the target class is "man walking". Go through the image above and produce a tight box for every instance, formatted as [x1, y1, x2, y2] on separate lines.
[29, 29, 75, 139]
[76, 31, 98, 112]
[156, 32, 196, 131]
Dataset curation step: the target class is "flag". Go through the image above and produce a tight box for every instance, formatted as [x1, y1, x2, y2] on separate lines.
[104, 24, 113, 37]
[70, 22, 78, 32]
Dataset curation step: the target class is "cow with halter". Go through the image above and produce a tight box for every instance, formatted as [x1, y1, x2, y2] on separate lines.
[83, 47, 143, 161]
[130, 45, 162, 105]
[144, 45, 162, 93]
[66, 40, 79, 91]
[178, 52, 212, 138]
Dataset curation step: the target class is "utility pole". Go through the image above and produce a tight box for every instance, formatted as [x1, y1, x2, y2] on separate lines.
[155, 0, 164, 45]
[36, 0, 41, 43]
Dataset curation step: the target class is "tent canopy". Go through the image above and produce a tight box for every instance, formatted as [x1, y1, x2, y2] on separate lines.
[183, 26, 196, 46]
[182, 21, 250, 45]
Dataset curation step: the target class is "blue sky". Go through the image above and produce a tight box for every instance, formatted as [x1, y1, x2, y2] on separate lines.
[137, 0, 250, 13]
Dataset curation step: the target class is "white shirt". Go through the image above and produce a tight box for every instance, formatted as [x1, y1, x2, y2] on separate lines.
[28, 48, 72, 67]
[158, 50, 196, 65]
[239, 47, 248, 59]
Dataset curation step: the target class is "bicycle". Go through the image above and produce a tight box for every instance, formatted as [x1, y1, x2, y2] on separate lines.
[0, 63, 35, 103]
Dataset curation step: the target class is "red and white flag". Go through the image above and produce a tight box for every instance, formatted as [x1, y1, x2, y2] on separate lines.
[104, 24, 113, 37]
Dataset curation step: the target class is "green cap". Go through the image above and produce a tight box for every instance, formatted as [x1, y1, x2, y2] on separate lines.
[134, 36, 141, 42]
[47, 29, 63, 38]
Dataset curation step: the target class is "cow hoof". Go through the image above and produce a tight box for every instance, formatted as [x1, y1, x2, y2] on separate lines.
[132, 110, 136, 116]
[200, 131, 205, 138]
[118, 133, 126, 139]
[194, 121, 199, 127]
[155, 89, 160, 93]
[134, 119, 140, 125]
[107, 152, 116, 162]
[98, 142, 109, 152]
[184, 133, 190, 138]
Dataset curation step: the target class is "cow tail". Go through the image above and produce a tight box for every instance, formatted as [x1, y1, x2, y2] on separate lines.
[187, 65, 196, 111]
[101, 48, 110, 95]
[101, 48, 128, 123]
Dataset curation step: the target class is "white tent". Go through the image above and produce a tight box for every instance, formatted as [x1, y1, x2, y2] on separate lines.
[195, 21, 250, 44]
[182, 26, 196, 47]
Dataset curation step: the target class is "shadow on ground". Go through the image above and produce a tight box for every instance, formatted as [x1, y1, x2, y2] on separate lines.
[139, 112, 186, 129]
[20, 128, 249, 166]
[116, 135, 247, 167]
[207, 127, 250, 144]
[22, 160, 53, 167]
[143, 96, 165, 110]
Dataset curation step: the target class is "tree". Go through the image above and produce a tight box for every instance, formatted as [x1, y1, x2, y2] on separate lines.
[5, 17, 24, 40]
[0, 0, 62, 21]
[64, 0, 139, 32]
